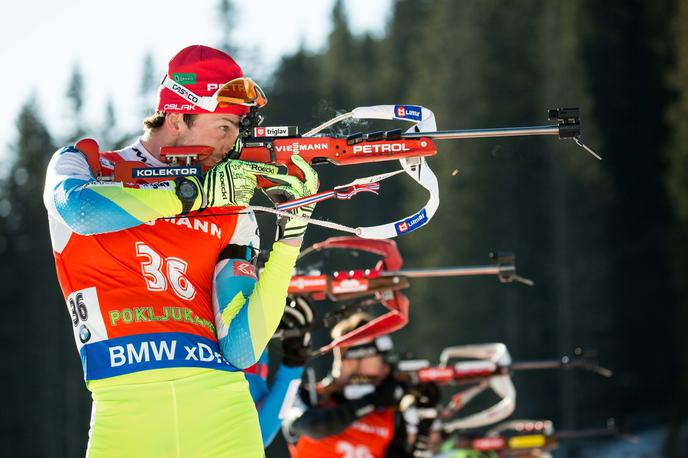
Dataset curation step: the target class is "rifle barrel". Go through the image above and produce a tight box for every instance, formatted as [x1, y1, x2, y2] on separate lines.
[402, 125, 560, 140]
[510, 357, 612, 377]
[555, 427, 618, 441]
[382, 266, 503, 278]
[509, 359, 570, 371]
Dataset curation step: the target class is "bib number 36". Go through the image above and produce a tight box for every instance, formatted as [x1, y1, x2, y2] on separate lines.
[69, 292, 88, 325]
[135, 242, 196, 301]
[64, 287, 106, 347]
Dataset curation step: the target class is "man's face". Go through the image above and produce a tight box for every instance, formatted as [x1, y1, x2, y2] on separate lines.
[173, 113, 242, 167]
[339, 354, 391, 385]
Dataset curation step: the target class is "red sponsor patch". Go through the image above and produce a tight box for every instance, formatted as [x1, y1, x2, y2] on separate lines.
[418, 366, 454, 383]
[452, 360, 496, 379]
[289, 275, 327, 293]
[472, 437, 505, 451]
[233, 261, 256, 278]
[331, 278, 369, 294]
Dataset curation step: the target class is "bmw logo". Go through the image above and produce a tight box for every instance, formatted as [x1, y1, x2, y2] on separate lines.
[79, 325, 91, 343]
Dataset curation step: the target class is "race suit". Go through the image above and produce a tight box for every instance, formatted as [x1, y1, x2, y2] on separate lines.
[43, 139, 298, 457]
[284, 382, 409, 458]
[245, 350, 304, 446]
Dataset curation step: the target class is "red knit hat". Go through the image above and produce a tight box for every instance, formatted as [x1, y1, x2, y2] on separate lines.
[157, 45, 250, 115]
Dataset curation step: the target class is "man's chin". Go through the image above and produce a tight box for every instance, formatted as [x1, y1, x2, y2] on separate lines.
[200, 157, 222, 168]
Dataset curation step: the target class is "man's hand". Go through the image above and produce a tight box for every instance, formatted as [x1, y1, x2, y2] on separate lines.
[262, 155, 319, 241]
[413, 382, 441, 408]
[177, 159, 279, 213]
[203, 159, 278, 208]
[279, 296, 314, 367]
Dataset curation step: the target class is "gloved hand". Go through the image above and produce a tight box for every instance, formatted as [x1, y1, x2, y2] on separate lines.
[408, 382, 442, 458]
[176, 159, 279, 213]
[202, 159, 279, 208]
[261, 155, 319, 241]
[414, 382, 441, 408]
[279, 296, 314, 367]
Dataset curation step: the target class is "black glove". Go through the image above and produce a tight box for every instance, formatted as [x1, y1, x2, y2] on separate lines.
[279, 296, 314, 367]
[414, 382, 441, 408]
[410, 382, 442, 458]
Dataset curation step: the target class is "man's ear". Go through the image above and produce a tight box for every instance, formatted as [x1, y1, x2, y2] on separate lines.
[165, 113, 183, 133]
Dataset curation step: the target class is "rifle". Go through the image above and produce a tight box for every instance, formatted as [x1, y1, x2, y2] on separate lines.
[237, 105, 600, 239]
[394, 344, 611, 433]
[274, 237, 532, 355]
[76, 105, 599, 239]
[396, 346, 611, 387]
[448, 418, 622, 456]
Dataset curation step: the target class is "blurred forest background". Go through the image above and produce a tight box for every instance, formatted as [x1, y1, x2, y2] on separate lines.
[1, 0, 687, 456]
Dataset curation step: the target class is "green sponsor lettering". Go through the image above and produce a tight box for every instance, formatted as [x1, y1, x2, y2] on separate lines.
[122, 308, 133, 324]
[151, 306, 168, 321]
[110, 305, 216, 333]
[134, 307, 149, 322]
[202, 319, 216, 334]
[172, 72, 196, 84]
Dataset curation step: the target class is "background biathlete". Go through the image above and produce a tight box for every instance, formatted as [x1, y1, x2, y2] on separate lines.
[282, 313, 412, 458]
[245, 296, 314, 446]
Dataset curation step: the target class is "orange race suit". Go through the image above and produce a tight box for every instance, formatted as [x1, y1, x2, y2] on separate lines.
[283, 379, 411, 458]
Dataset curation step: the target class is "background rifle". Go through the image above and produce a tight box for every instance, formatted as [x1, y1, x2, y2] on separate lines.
[451, 419, 623, 456]
[393, 344, 611, 436]
[275, 241, 532, 356]
[396, 347, 612, 387]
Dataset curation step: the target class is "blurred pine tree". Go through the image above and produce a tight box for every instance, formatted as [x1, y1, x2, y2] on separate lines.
[65, 65, 86, 142]
[664, 0, 688, 454]
[0, 100, 90, 457]
[580, 0, 676, 429]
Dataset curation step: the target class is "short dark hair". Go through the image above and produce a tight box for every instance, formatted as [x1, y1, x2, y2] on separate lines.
[143, 112, 196, 132]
